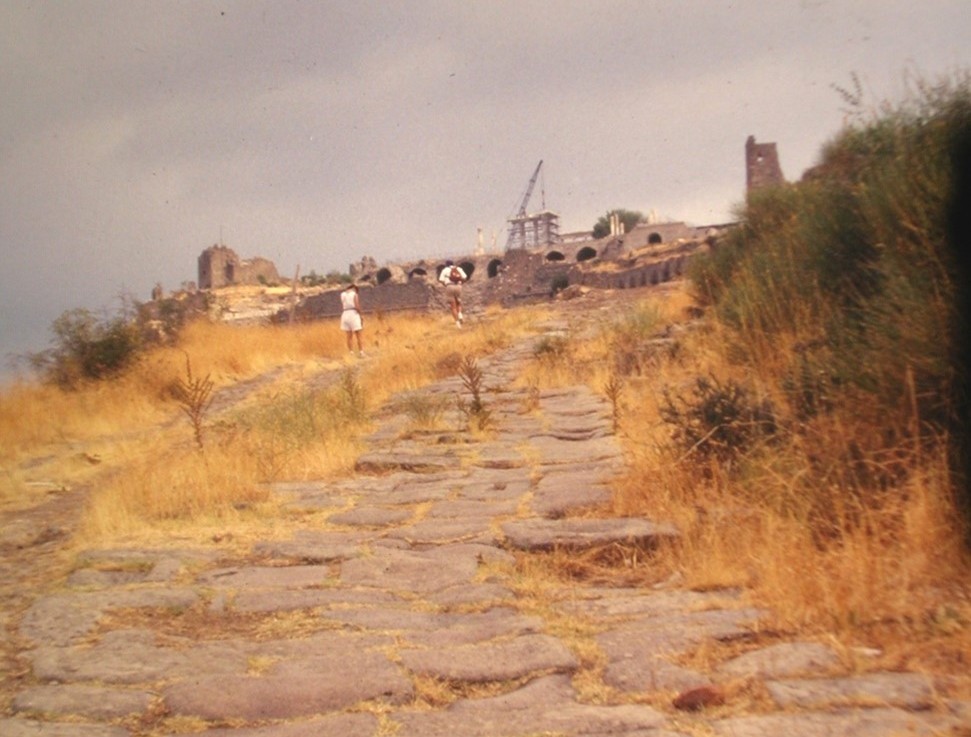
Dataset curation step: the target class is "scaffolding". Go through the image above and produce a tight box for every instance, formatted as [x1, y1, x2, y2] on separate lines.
[506, 209, 561, 250]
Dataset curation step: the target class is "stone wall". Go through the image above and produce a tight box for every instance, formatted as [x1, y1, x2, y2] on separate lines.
[198, 245, 281, 289]
[293, 281, 438, 321]
[206, 231, 722, 325]
[574, 254, 691, 291]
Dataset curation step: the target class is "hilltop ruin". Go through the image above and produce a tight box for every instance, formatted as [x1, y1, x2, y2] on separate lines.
[193, 137, 785, 322]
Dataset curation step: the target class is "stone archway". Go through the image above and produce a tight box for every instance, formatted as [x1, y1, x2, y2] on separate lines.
[408, 267, 428, 280]
[648, 232, 663, 245]
[487, 259, 502, 278]
[576, 246, 597, 262]
[376, 267, 392, 285]
[546, 251, 565, 262]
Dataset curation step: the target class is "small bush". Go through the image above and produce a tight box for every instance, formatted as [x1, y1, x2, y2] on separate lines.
[606, 303, 666, 377]
[30, 307, 142, 387]
[660, 374, 777, 463]
[396, 393, 450, 430]
[533, 334, 571, 365]
[457, 355, 491, 430]
[172, 354, 214, 449]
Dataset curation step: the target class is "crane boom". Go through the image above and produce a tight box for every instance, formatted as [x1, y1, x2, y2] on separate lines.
[515, 160, 543, 216]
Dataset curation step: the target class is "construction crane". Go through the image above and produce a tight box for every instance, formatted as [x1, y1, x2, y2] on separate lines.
[514, 160, 543, 217]
[505, 160, 544, 250]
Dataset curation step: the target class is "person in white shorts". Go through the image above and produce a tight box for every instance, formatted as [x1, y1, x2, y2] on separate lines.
[340, 283, 364, 356]
[439, 260, 467, 326]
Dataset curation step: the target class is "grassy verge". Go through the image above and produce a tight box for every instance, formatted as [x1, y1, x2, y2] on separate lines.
[519, 281, 968, 688]
[1, 303, 546, 545]
[511, 69, 971, 680]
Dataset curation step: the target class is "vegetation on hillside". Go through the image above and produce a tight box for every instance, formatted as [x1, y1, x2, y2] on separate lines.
[690, 70, 971, 534]
[518, 72, 970, 673]
[0, 305, 542, 543]
[591, 208, 644, 239]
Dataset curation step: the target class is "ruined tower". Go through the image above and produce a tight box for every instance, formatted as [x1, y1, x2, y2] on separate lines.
[198, 245, 280, 289]
[745, 135, 785, 193]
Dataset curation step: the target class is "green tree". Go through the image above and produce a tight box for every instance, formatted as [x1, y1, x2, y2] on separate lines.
[592, 209, 644, 239]
[29, 306, 142, 387]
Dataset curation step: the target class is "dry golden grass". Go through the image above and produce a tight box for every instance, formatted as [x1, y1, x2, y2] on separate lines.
[0, 320, 345, 464]
[574, 284, 971, 686]
[504, 282, 970, 691]
[2, 303, 546, 546]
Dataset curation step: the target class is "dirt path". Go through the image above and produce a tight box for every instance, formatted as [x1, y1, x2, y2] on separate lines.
[1, 292, 967, 736]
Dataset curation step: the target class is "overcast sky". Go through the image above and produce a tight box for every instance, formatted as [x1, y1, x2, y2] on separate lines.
[2, 1, 969, 377]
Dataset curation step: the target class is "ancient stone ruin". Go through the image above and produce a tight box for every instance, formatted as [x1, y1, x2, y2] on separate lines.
[198, 244, 281, 289]
[193, 137, 787, 323]
[745, 135, 786, 193]
[290, 219, 728, 323]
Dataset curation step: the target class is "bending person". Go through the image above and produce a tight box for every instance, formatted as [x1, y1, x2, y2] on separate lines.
[439, 259, 467, 327]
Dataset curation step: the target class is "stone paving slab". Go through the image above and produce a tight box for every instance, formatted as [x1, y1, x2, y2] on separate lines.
[66, 568, 152, 587]
[0, 720, 130, 737]
[598, 608, 767, 693]
[710, 708, 960, 736]
[423, 581, 516, 608]
[399, 634, 579, 682]
[390, 675, 670, 737]
[163, 647, 413, 719]
[339, 542, 512, 592]
[502, 517, 679, 552]
[170, 713, 380, 737]
[498, 414, 549, 437]
[765, 672, 935, 710]
[354, 450, 460, 473]
[252, 529, 375, 561]
[197, 564, 336, 588]
[531, 464, 617, 517]
[12, 683, 154, 719]
[20, 587, 200, 646]
[446, 471, 531, 501]
[466, 438, 529, 467]
[28, 628, 250, 684]
[319, 605, 544, 646]
[231, 586, 402, 613]
[555, 587, 742, 619]
[529, 434, 623, 466]
[425, 497, 520, 518]
[328, 504, 413, 526]
[717, 641, 842, 679]
[384, 516, 498, 545]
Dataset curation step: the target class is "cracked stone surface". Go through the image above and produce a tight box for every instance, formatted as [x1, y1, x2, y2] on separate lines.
[3, 298, 964, 737]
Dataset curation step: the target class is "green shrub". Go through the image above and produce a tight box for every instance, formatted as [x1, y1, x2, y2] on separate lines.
[533, 333, 572, 366]
[30, 307, 142, 387]
[457, 355, 491, 430]
[660, 375, 777, 464]
[690, 70, 970, 430]
[605, 302, 666, 377]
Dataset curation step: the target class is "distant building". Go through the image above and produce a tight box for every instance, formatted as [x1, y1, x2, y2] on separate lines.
[745, 135, 786, 193]
[198, 245, 280, 289]
[506, 210, 562, 250]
